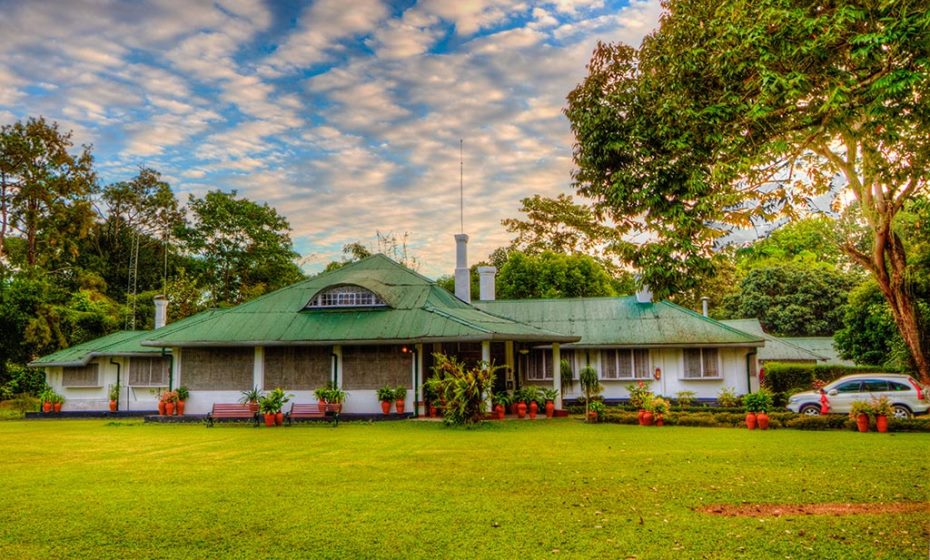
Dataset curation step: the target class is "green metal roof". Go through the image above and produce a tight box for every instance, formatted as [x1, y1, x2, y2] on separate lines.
[781, 336, 854, 366]
[720, 319, 826, 362]
[29, 309, 228, 367]
[476, 297, 765, 348]
[142, 255, 579, 347]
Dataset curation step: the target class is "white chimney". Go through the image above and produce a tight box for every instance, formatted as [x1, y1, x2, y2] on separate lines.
[701, 296, 710, 317]
[478, 266, 497, 301]
[454, 233, 471, 303]
[154, 295, 168, 330]
[635, 285, 653, 304]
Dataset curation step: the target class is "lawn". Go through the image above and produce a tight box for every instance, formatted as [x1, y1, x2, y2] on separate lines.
[0, 419, 926, 559]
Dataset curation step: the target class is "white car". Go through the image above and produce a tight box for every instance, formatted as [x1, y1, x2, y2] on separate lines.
[786, 373, 928, 419]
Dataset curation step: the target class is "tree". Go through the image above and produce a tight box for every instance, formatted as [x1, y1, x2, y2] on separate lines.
[0, 117, 96, 267]
[503, 194, 617, 262]
[497, 251, 617, 300]
[720, 265, 856, 337]
[565, 1, 930, 382]
[180, 190, 303, 306]
[835, 280, 910, 368]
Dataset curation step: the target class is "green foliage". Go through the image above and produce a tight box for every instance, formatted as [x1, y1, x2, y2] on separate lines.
[674, 391, 696, 407]
[784, 415, 853, 431]
[559, 358, 574, 395]
[579, 365, 601, 421]
[428, 354, 496, 426]
[587, 400, 606, 422]
[376, 386, 395, 402]
[393, 386, 407, 401]
[176, 386, 190, 402]
[625, 380, 653, 409]
[736, 217, 849, 271]
[716, 387, 740, 408]
[847, 401, 873, 420]
[258, 387, 293, 414]
[743, 389, 773, 413]
[314, 384, 347, 404]
[647, 397, 670, 415]
[720, 264, 855, 336]
[868, 395, 893, 417]
[541, 388, 558, 402]
[108, 383, 120, 402]
[496, 250, 617, 299]
[764, 363, 898, 394]
[239, 387, 261, 404]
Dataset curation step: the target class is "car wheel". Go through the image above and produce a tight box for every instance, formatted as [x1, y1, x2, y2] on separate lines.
[892, 405, 912, 419]
[799, 404, 821, 416]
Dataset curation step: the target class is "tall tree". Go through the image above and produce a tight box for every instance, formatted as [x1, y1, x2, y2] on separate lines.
[565, 0, 930, 382]
[180, 190, 303, 306]
[497, 251, 617, 300]
[502, 194, 617, 262]
[0, 117, 96, 267]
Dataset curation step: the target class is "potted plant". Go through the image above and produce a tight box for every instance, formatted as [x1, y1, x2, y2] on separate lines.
[51, 392, 64, 413]
[326, 386, 347, 413]
[849, 401, 872, 433]
[527, 386, 542, 419]
[176, 386, 190, 416]
[162, 390, 178, 416]
[377, 386, 395, 414]
[869, 395, 893, 433]
[650, 397, 669, 426]
[314, 386, 330, 413]
[394, 386, 407, 414]
[258, 393, 278, 427]
[579, 366, 602, 423]
[491, 392, 510, 420]
[641, 393, 655, 426]
[240, 387, 262, 414]
[39, 388, 53, 413]
[108, 383, 120, 412]
[627, 381, 654, 425]
[423, 380, 440, 417]
[514, 387, 529, 418]
[542, 388, 558, 418]
[156, 388, 167, 415]
[270, 387, 292, 425]
[588, 401, 606, 423]
[744, 389, 773, 430]
[743, 391, 759, 430]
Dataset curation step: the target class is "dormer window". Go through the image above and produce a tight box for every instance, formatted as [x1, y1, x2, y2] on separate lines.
[307, 285, 387, 309]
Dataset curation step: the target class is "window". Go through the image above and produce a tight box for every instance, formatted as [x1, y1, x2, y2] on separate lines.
[599, 349, 650, 380]
[834, 381, 862, 393]
[62, 364, 100, 387]
[888, 381, 910, 392]
[522, 350, 552, 381]
[307, 285, 386, 308]
[863, 380, 889, 392]
[128, 358, 170, 387]
[682, 349, 720, 379]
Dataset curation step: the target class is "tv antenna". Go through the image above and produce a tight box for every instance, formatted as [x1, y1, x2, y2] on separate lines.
[459, 139, 464, 234]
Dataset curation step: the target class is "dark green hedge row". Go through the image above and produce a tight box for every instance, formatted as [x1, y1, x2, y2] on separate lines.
[763, 362, 900, 394]
[592, 410, 930, 433]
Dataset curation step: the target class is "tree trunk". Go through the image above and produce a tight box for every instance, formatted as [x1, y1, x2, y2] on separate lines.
[0, 173, 7, 261]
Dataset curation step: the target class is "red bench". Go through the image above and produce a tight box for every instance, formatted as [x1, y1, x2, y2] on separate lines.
[286, 402, 340, 426]
[206, 403, 258, 427]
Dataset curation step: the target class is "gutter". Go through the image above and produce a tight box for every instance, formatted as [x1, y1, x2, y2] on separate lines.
[746, 349, 757, 393]
[162, 348, 174, 391]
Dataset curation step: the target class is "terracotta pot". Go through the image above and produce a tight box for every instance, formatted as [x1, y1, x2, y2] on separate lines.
[856, 413, 869, 433]
[248, 401, 259, 414]
[165, 402, 175, 416]
[317, 400, 327, 413]
[53, 402, 62, 413]
[529, 401, 538, 419]
[756, 412, 769, 430]
[332, 403, 343, 413]
[158, 400, 166, 416]
[429, 405, 438, 418]
[109, 400, 117, 412]
[638, 409, 646, 425]
[745, 412, 757, 430]
[264, 413, 275, 427]
[588, 410, 598, 422]
[545, 401, 555, 418]
[655, 414, 664, 427]
[517, 402, 527, 418]
[395, 400, 405, 415]
[381, 401, 391, 414]
[275, 412, 284, 426]
[876, 414, 888, 433]
[177, 400, 186, 416]
[43, 401, 52, 413]
[642, 411, 654, 426]
[495, 404, 504, 420]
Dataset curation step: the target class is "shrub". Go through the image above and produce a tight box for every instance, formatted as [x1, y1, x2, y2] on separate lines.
[430, 354, 496, 426]
[675, 391, 696, 407]
[743, 389, 774, 413]
[764, 363, 900, 394]
[716, 387, 740, 407]
[785, 415, 852, 431]
[672, 413, 720, 428]
[887, 418, 930, 432]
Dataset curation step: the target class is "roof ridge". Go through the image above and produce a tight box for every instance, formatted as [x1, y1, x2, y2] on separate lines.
[422, 305, 494, 334]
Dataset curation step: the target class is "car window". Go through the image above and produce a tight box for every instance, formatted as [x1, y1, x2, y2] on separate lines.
[888, 381, 910, 391]
[864, 380, 889, 392]
[834, 381, 862, 393]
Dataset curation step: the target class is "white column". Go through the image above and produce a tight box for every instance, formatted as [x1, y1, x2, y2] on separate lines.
[253, 346, 264, 390]
[552, 343, 562, 409]
[333, 345, 343, 388]
[416, 343, 424, 417]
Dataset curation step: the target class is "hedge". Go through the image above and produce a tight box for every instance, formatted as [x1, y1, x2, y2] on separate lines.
[763, 362, 901, 394]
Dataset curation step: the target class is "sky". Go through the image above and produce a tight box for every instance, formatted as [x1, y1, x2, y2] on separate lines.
[0, 0, 664, 278]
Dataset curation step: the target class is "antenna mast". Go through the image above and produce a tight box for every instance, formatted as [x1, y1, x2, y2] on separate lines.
[459, 139, 464, 234]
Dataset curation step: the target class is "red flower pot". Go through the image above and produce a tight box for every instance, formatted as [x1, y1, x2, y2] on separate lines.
[642, 411, 654, 426]
[109, 400, 117, 412]
[745, 412, 757, 430]
[429, 405, 438, 418]
[248, 401, 259, 414]
[495, 404, 504, 420]
[43, 401, 52, 413]
[332, 403, 343, 413]
[177, 401, 186, 416]
[158, 400, 166, 416]
[395, 400, 405, 415]
[264, 413, 276, 427]
[856, 413, 869, 433]
[275, 412, 284, 426]
[381, 401, 391, 414]
[317, 400, 327, 413]
[165, 402, 175, 416]
[756, 412, 769, 430]
[637, 409, 646, 425]
[517, 402, 527, 418]
[655, 414, 664, 427]
[53, 402, 62, 413]
[545, 400, 555, 418]
[529, 401, 538, 419]
[876, 414, 888, 433]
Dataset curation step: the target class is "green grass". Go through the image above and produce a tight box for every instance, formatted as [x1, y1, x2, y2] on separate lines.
[0, 419, 927, 559]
